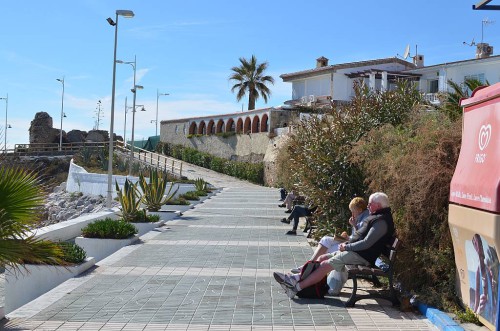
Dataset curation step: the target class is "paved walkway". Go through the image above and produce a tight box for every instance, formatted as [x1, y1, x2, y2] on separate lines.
[1, 177, 436, 330]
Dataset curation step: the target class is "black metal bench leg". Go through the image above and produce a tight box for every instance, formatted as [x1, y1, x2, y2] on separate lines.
[346, 275, 358, 307]
[388, 274, 399, 306]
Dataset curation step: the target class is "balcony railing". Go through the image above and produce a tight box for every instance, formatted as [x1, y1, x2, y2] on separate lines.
[424, 93, 440, 105]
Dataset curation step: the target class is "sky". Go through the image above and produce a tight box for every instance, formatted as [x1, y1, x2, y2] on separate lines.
[1, 1, 499, 147]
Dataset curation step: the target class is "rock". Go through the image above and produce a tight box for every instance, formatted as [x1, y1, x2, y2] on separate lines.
[29, 112, 64, 145]
[86, 130, 109, 142]
[66, 130, 87, 144]
[33, 187, 120, 230]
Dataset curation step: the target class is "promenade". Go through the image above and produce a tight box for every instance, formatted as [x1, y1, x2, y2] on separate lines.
[1, 165, 436, 330]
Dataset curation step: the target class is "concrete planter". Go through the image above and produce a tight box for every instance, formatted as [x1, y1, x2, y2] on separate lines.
[131, 220, 165, 237]
[5, 257, 95, 314]
[75, 235, 139, 262]
[161, 204, 194, 214]
[147, 210, 179, 222]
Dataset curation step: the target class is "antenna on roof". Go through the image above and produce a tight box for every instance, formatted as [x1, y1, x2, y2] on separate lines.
[481, 18, 495, 43]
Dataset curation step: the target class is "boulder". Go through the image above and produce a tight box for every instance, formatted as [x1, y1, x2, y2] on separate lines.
[86, 130, 109, 142]
[29, 112, 61, 144]
[66, 130, 87, 144]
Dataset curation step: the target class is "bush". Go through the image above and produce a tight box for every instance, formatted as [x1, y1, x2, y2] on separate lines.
[160, 143, 264, 184]
[351, 111, 461, 309]
[58, 242, 87, 264]
[81, 218, 138, 239]
[180, 191, 200, 201]
[165, 197, 190, 205]
[278, 80, 422, 232]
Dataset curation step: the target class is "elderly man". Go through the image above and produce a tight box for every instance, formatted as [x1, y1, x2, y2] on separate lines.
[274, 192, 395, 298]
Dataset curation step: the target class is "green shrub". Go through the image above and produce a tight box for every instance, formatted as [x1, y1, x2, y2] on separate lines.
[351, 111, 461, 309]
[81, 218, 138, 239]
[166, 197, 190, 205]
[180, 191, 200, 201]
[160, 143, 264, 184]
[58, 242, 87, 264]
[195, 190, 208, 196]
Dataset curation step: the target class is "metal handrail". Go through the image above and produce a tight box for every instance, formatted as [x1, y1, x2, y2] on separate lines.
[115, 141, 183, 178]
[5, 140, 183, 177]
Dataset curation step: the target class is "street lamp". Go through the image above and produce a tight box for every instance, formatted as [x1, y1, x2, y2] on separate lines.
[56, 78, 65, 151]
[116, 55, 143, 175]
[0, 94, 8, 152]
[128, 85, 144, 175]
[123, 96, 128, 143]
[106, 9, 135, 208]
[156, 90, 169, 136]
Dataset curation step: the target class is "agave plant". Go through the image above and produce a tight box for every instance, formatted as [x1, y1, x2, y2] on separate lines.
[138, 168, 179, 212]
[115, 178, 144, 222]
[0, 166, 65, 272]
[194, 177, 208, 192]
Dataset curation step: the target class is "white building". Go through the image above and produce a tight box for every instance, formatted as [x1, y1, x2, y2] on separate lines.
[281, 50, 500, 106]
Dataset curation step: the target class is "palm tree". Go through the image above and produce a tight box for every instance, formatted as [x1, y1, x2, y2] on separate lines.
[0, 165, 64, 272]
[229, 55, 275, 110]
[442, 78, 488, 121]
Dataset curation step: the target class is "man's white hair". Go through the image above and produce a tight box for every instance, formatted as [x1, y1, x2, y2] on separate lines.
[369, 192, 390, 208]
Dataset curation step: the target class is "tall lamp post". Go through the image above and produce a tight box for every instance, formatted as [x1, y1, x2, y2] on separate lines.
[128, 86, 144, 175]
[0, 94, 8, 152]
[106, 9, 135, 208]
[156, 90, 169, 136]
[116, 55, 143, 175]
[56, 78, 65, 151]
[123, 96, 128, 143]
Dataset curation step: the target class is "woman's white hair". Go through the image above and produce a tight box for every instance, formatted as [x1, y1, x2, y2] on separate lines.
[369, 192, 390, 208]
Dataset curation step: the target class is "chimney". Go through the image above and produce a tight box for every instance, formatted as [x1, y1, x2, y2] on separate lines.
[476, 43, 494, 59]
[316, 56, 329, 68]
[413, 54, 424, 68]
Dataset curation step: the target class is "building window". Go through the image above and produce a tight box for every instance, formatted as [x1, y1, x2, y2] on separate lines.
[428, 80, 439, 93]
[465, 73, 485, 84]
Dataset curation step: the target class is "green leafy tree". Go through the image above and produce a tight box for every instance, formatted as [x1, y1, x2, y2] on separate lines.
[0, 166, 65, 271]
[229, 55, 275, 110]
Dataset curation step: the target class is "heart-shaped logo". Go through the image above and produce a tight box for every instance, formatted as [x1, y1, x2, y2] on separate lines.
[478, 124, 492, 151]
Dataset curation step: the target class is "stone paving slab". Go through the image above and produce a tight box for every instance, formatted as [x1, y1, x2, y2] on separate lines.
[1, 186, 436, 330]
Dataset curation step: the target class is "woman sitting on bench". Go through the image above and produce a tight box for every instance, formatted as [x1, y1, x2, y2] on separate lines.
[289, 197, 369, 273]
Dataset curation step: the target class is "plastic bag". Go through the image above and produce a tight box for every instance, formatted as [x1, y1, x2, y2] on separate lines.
[327, 269, 348, 295]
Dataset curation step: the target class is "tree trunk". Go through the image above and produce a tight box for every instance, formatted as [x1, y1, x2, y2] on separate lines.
[248, 95, 255, 110]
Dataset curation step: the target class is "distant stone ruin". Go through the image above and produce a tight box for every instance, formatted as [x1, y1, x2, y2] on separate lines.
[29, 112, 121, 145]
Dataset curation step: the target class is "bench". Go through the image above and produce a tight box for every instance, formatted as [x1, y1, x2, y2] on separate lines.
[304, 216, 316, 238]
[344, 237, 401, 307]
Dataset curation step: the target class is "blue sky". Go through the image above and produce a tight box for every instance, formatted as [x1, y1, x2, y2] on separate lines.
[0, 1, 498, 147]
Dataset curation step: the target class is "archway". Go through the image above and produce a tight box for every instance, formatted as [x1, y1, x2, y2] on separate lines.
[198, 121, 206, 135]
[207, 120, 215, 135]
[236, 118, 243, 133]
[216, 119, 224, 133]
[260, 114, 269, 132]
[252, 115, 260, 133]
[226, 118, 235, 132]
[189, 122, 197, 135]
[244, 117, 251, 133]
